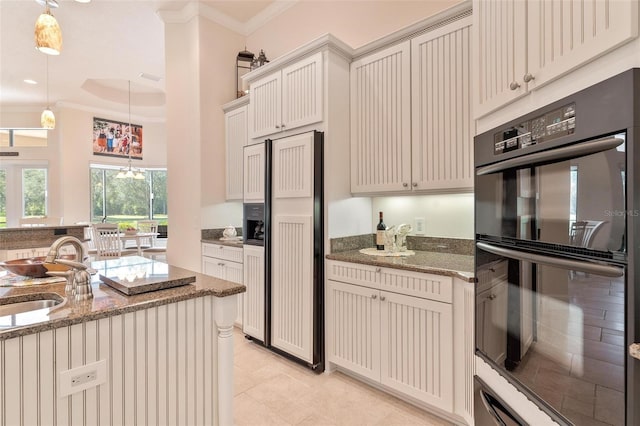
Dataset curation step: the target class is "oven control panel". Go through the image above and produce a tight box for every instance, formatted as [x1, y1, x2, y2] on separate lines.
[493, 103, 576, 155]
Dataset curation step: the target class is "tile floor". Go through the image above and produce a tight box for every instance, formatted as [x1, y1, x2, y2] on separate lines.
[233, 327, 453, 426]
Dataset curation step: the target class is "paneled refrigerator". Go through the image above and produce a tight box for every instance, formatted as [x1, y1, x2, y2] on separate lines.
[242, 130, 324, 371]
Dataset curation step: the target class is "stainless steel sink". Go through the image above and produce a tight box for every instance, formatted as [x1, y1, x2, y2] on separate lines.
[0, 293, 66, 327]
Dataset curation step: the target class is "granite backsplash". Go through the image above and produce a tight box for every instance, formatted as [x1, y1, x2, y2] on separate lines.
[330, 234, 473, 256]
[201, 227, 243, 240]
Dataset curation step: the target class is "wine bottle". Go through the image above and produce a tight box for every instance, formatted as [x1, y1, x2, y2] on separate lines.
[376, 211, 386, 250]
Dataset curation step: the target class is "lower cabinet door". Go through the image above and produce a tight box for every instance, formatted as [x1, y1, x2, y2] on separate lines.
[326, 280, 380, 381]
[242, 245, 265, 341]
[379, 291, 454, 411]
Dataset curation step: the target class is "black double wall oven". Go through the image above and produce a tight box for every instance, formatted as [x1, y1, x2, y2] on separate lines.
[474, 69, 640, 425]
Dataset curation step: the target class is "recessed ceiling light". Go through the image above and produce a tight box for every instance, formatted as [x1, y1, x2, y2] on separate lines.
[24, 79, 38, 85]
[74, 0, 91, 3]
[139, 72, 162, 82]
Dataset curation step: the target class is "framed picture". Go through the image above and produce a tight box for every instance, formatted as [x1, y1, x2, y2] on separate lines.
[92, 117, 143, 159]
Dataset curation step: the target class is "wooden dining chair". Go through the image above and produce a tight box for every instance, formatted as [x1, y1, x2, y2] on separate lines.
[137, 220, 167, 260]
[92, 223, 136, 260]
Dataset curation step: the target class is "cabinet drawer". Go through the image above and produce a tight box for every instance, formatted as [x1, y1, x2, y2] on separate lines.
[201, 243, 243, 263]
[327, 260, 452, 303]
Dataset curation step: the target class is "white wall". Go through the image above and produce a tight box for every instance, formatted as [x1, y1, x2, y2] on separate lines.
[245, 1, 461, 57]
[0, 105, 166, 227]
[372, 194, 474, 239]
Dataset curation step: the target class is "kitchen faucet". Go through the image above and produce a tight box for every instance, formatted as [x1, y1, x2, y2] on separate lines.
[44, 236, 93, 301]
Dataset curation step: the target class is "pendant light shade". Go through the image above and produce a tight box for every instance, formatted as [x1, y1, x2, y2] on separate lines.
[34, 7, 62, 55]
[41, 108, 55, 129]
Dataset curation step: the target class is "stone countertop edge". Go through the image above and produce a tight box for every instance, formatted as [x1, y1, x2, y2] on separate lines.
[0, 271, 245, 341]
[201, 238, 244, 248]
[326, 250, 475, 283]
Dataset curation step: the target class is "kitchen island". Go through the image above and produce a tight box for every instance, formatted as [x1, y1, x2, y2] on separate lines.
[0, 256, 245, 426]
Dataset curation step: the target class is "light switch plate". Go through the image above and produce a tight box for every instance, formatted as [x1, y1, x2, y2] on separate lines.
[415, 217, 426, 235]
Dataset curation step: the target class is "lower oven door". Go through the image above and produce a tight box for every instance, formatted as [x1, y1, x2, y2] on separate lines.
[474, 376, 526, 426]
[476, 241, 628, 425]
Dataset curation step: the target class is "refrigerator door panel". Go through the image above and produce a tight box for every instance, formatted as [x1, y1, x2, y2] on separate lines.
[243, 245, 265, 341]
[271, 214, 314, 362]
[243, 142, 266, 203]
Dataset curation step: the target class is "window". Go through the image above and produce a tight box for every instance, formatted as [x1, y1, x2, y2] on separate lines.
[90, 165, 168, 226]
[0, 162, 49, 228]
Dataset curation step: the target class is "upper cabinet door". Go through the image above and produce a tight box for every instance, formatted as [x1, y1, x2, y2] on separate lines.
[225, 105, 248, 200]
[473, 0, 527, 118]
[527, 0, 638, 90]
[411, 17, 473, 191]
[350, 41, 412, 194]
[281, 52, 323, 132]
[243, 142, 266, 202]
[249, 72, 282, 139]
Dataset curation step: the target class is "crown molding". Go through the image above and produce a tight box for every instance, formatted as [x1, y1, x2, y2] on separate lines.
[157, 1, 298, 36]
[56, 101, 166, 124]
[242, 33, 355, 84]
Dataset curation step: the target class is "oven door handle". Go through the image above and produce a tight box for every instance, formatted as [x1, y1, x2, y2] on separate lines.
[476, 136, 624, 175]
[477, 242, 624, 277]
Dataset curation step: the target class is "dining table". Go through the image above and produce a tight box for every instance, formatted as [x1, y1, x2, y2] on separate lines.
[119, 232, 158, 256]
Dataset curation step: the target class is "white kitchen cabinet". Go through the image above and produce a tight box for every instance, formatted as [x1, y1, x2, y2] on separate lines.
[223, 97, 249, 201]
[410, 17, 473, 191]
[473, 0, 638, 118]
[350, 16, 473, 194]
[326, 260, 455, 413]
[249, 52, 323, 139]
[243, 142, 266, 203]
[350, 41, 411, 193]
[453, 277, 475, 425]
[201, 243, 244, 326]
[242, 244, 265, 341]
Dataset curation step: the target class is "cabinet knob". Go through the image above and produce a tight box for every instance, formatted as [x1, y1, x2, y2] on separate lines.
[509, 81, 521, 91]
[402, 183, 409, 188]
[372, 294, 377, 299]
[523, 73, 535, 83]
[380, 296, 386, 301]
[281, 123, 286, 128]
[488, 294, 496, 300]
[412, 182, 418, 188]
[275, 125, 280, 129]
[375, 267, 381, 273]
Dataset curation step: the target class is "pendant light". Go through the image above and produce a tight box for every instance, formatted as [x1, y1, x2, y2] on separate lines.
[40, 55, 55, 129]
[117, 81, 145, 180]
[34, 0, 62, 56]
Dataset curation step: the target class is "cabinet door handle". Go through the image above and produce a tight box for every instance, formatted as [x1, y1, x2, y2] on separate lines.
[509, 81, 520, 90]
[402, 182, 409, 188]
[380, 296, 386, 301]
[523, 73, 535, 83]
[371, 294, 377, 299]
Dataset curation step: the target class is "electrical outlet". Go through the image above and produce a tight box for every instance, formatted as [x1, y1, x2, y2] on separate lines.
[71, 370, 97, 386]
[59, 359, 107, 397]
[415, 217, 426, 235]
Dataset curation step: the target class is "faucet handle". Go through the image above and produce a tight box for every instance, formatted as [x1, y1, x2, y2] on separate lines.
[54, 258, 87, 270]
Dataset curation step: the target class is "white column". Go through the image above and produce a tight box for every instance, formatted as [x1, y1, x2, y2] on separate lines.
[214, 294, 238, 426]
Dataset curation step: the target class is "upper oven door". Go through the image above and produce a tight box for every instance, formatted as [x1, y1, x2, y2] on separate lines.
[475, 133, 627, 258]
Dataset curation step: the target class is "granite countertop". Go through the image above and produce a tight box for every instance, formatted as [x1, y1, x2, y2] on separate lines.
[326, 249, 475, 282]
[201, 238, 244, 248]
[0, 257, 245, 341]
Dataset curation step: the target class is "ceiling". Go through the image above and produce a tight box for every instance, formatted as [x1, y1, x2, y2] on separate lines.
[0, 0, 281, 122]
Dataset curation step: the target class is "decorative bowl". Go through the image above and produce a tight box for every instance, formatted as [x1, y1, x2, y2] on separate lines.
[124, 229, 137, 235]
[0, 255, 77, 278]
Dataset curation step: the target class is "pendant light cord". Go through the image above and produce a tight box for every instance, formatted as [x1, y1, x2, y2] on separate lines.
[45, 55, 49, 108]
